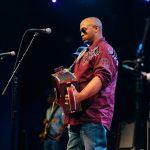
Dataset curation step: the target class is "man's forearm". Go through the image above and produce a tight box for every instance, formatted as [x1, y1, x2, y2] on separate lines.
[77, 76, 102, 103]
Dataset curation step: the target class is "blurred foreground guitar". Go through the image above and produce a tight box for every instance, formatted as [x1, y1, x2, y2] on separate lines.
[38, 101, 66, 141]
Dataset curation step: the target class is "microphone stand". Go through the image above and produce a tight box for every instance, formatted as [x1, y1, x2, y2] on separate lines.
[134, 58, 145, 149]
[133, 18, 149, 149]
[1, 32, 39, 150]
[122, 18, 149, 149]
[2, 32, 39, 95]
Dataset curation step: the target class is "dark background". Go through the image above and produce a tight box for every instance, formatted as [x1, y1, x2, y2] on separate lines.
[0, 0, 149, 150]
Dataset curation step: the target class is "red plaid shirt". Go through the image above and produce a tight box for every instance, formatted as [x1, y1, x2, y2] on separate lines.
[65, 38, 118, 130]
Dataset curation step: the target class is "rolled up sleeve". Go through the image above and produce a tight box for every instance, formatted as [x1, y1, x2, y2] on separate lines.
[92, 49, 117, 89]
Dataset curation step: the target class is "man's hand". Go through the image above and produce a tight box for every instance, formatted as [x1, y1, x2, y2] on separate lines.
[65, 76, 102, 104]
[65, 84, 81, 105]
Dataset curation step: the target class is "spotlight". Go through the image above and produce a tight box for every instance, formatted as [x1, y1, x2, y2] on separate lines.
[52, 0, 57, 3]
[145, 0, 150, 2]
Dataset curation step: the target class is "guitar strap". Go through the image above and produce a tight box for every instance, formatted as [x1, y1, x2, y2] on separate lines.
[46, 101, 59, 123]
[69, 47, 88, 71]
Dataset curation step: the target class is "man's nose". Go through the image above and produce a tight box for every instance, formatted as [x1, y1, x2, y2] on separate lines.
[81, 32, 84, 36]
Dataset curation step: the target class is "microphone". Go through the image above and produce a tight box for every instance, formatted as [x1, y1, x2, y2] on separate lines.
[0, 51, 15, 57]
[28, 28, 52, 34]
[122, 64, 150, 82]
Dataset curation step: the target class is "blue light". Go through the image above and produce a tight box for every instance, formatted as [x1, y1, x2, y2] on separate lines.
[145, 0, 150, 2]
[52, 0, 57, 3]
[136, 43, 143, 57]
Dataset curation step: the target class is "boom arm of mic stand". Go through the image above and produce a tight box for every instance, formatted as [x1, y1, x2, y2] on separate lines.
[1, 32, 39, 95]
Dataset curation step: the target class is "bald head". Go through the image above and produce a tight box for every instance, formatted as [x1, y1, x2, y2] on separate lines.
[80, 17, 102, 30]
[80, 17, 103, 43]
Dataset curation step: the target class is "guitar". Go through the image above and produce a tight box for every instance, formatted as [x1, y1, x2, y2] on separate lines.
[38, 101, 66, 141]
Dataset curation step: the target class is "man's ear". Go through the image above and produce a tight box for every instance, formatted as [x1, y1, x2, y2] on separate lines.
[95, 28, 99, 34]
[94, 26, 99, 33]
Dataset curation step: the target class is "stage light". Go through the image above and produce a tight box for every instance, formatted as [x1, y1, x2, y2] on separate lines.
[52, 0, 56, 2]
[144, 0, 150, 2]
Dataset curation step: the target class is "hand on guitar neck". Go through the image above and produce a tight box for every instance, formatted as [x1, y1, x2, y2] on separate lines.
[65, 84, 82, 114]
[65, 84, 80, 104]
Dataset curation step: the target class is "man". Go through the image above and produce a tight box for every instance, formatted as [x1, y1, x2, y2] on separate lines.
[65, 17, 118, 150]
[43, 104, 68, 150]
